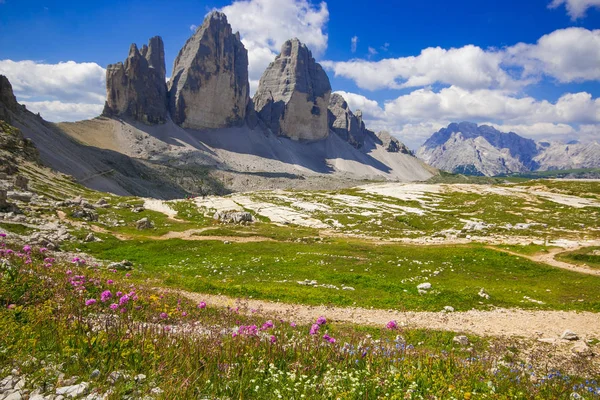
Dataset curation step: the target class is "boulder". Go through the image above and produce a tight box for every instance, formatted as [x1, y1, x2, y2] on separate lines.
[168, 11, 249, 130]
[71, 207, 98, 222]
[103, 36, 168, 124]
[327, 93, 368, 148]
[253, 38, 331, 141]
[136, 217, 153, 230]
[561, 330, 579, 341]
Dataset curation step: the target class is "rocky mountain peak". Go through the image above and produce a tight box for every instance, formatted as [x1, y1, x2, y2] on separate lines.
[253, 38, 331, 141]
[328, 93, 369, 148]
[0, 75, 19, 114]
[168, 11, 249, 130]
[103, 36, 168, 124]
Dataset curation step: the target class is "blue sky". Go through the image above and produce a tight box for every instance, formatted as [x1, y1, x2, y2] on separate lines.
[1, 0, 599, 148]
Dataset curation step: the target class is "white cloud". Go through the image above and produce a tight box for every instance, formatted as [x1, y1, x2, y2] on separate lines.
[21, 101, 104, 122]
[332, 88, 600, 149]
[505, 28, 600, 83]
[549, 0, 600, 19]
[220, 0, 329, 84]
[322, 45, 519, 91]
[0, 60, 106, 104]
[351, 36, 358, 53]
[323, 28, 600, 91]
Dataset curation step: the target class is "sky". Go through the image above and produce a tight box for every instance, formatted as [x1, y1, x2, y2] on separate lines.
[0, 0, 599, 149]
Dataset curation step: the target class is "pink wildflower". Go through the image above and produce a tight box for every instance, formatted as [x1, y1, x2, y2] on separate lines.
[160, 312, 168, 319]
[119, 294, 130, 306]
[309, 324, 320, 335]
[7, 304, 16, 310]
[107, 279, 114, 285]
[100, 290, 112, 302]
[290, 322, 297, 328]
[386, 320, 398, 330]
[316, 316, 327, 326]
[39, 247, 48, 253]
[198, 302, 206, 309]
[182, 311, 188, 317]
[261, 320, 274, 330]
[270, 335, 277, 344]
[66, 270, 72, 275]
[85, 299, 97, 306]
[22, 245, 31, 253]
[109, 303, 118, 310]
[0, 233, 6, 238]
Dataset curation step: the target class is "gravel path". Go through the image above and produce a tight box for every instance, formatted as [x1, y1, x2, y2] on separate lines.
[179, 290, 600, 340]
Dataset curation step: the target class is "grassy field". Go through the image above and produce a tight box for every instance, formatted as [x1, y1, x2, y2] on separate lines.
[73, 236, 600, 312]
[2, 239, 599, 399]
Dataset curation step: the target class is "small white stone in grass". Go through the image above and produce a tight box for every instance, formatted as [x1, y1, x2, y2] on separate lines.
[443, 306, 455, 313]
[417, 282, 431, 290]
[453, 335, 470, 346]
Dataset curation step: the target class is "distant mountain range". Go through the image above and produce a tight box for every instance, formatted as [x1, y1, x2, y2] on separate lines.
[417, 122, 600, 176]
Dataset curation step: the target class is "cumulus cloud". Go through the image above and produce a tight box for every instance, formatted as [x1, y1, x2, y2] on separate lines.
[549, 0, 600, 19]
[220, 0, 329, 86]
[333, 88, 600, 149]
[21, 101, 104, 122]
[322, 45, 519, 91]
[505, 28, 600, 83]
[0, 60, 106, 122]
[0, 60, 105, 104]
[351, 36, 358, 53]
[323, 28, 600, 91]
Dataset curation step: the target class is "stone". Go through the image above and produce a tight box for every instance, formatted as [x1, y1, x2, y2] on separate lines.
[3, 391, 22, 400]
[169, 11, 249, 130]
[253, 38, 331, 141]
[56, 382, 88, 398]
[453, 335, 470, 346]
[108, 260, 133, 271]
[327, 93, 369, 148]
[213, 211, 254, 224]
[136, 217, 153, 230]
[376, 131, 412, 154]
[13, 175, 28, 191]
[103, 36, 168, 124]
[561, 330, 579, 341]
[84, 233, 99, 243]
[478, 288, 490, 299]
[134, 374, 146, 383]
[7, 191, 32, 203]
[0, 75, 20, 122]
[107, 372, 123, 385]
[443, 306, 455, 313]
[96, 198, 107, 206]
[89, 370, 100, 380]
[71, 208, 98, 222]
[416, 282, 431, 290]
[571, 342, 593, 357]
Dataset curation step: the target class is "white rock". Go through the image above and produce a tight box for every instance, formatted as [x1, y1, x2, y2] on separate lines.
[56, 383, 88, 398]
[443, 306, 455, 313]
[453, 335, 470, 346]
[561, 330, 579, 341]
[416, 282, 431, 290]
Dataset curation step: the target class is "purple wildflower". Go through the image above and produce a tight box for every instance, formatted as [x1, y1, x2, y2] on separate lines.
[198, 302, 206, 309]
[386, 320, 398, 330]
[316, 316, 327, 326]
[270, 335, 277, 344]
[85, 299, 97, 306]
[109, 303, 118, 310]
[309, 324, 320, 335]
[261, 320, 274, 330]
[160, 312, 168, 319]
[118, 294, 130, 306]
[100, 290, 112, 302]
[22, 245, 31, 253]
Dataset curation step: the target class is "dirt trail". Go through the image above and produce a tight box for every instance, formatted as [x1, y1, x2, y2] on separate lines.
[178, 290, 600, 340]
[488, 244, 600, 276]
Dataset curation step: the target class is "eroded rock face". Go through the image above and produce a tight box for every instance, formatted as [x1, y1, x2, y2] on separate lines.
[328, 93, 367, 148]
[376, 131, 412, 154]
[254, 38, 331, 141]
[103, 37, 168, 124]
[168, 11, 249, 130]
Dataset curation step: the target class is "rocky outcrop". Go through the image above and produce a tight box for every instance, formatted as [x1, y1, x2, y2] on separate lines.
[376, 131, 411, 154]
[534, 141, 600, 171]
[417, 122, 539, 176]
[253, 38, 331, 141]
[0, 75, 22, 123]
[168, 12, 249, 130]
[328, 93, 368, 148]
[103, 36, 168, 124]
